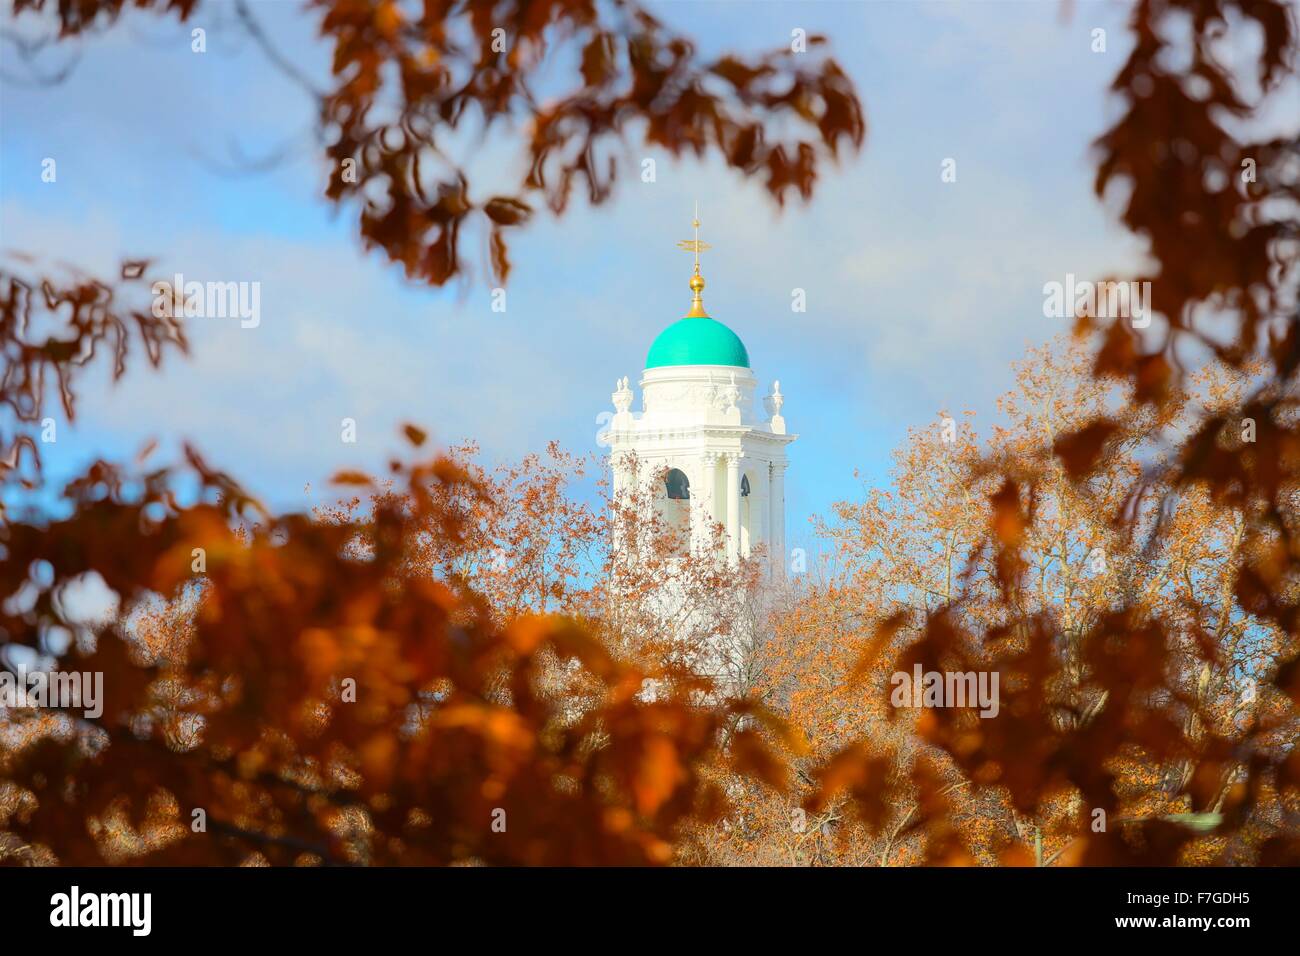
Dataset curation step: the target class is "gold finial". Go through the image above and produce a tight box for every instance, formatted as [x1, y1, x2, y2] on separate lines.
[676, 200, 711, 318]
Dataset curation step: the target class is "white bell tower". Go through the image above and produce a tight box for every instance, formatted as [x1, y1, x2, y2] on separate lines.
[606, 210, 795, 577]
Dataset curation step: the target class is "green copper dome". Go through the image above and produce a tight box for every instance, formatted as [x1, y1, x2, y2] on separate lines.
[645, 317, 750, 369]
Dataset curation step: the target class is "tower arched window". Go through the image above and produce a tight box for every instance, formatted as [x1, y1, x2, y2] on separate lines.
[740, 475, 751, 497]
[665, 468, 690, 500]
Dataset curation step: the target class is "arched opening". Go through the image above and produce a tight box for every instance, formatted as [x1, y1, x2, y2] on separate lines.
[666, 469, 691, 500]
[658, 467, 691, 546]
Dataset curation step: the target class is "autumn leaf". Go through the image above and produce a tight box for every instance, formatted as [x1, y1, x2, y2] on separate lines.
[1053, 420, 1118, 478]
[729, 730, 787, 792]
[850, 611, 907, 683]
[634, 736, 686, 817]
[331, 470, 374, 486]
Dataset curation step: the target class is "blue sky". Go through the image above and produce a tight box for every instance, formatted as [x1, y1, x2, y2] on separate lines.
[1, 0, 1160, 555]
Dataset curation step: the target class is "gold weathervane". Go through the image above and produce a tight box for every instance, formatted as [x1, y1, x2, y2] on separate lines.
[676, 202, 711, 318]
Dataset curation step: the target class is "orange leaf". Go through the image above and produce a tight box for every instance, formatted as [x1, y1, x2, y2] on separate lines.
[332, 470, 374, 486]
[634, 736, 685, 817]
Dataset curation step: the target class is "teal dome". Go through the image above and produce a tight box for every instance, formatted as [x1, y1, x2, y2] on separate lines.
[645, 317, 750, 369]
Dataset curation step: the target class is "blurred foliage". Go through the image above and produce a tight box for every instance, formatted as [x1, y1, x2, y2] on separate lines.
[2, 0, 1297, 867]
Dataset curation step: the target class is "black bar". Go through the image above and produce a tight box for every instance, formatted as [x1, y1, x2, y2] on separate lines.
[1, 866, 1288, 942]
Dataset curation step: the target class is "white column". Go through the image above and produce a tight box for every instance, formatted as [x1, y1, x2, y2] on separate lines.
[726, 453, 741, 563]
[611, 449, 627, 498]
[689, 457, 709, 553]
[769, 460, 786, 580]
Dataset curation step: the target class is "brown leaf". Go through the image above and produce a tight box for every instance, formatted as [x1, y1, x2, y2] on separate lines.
[483, 197, 532, 226]
[331, 470, 374, 486]
[729, 730, 787, 791]
[989, 479, 1025, 546]
[850, 611, 907, 683]
[1053, 420, 1119, 477]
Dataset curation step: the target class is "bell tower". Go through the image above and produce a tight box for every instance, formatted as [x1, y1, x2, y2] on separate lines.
[606, 209, 795, 577]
